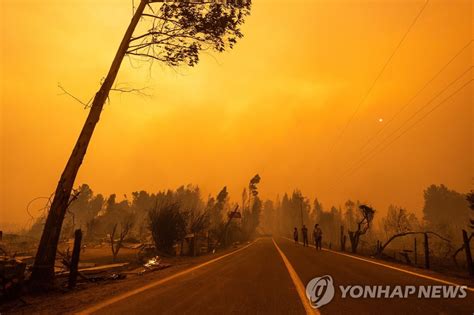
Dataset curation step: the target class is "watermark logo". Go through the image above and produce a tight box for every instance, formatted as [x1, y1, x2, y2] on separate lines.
[305, 275, 335, 309]
[306, 274, 468, 309]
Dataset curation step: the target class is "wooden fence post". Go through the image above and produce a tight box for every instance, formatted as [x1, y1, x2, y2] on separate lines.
[68, 229, 82, 289]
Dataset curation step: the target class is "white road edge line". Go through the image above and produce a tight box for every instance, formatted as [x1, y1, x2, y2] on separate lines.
[272, 238, 320, 315]
[76, 239, 259, 315]
[281, 236, 474, 292]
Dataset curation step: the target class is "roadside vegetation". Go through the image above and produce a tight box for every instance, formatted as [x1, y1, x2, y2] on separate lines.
[10, 182, 473, 276]
[1, 180, 472, 308]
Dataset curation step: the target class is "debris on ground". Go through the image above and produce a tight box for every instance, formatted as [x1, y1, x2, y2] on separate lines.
[56, 262, 130, 277]
[136, 243, 156, 262]
[144, 256, 161, 269]
[0, 256, 26, 299]
[88, 273, 127, 282]
[80, 263, 129, 273]
[55, 261, 130, 285]
[138, 256, 171, 275]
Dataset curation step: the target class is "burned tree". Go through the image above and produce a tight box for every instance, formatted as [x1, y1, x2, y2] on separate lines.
[208, 186, 229, 238]
[31, 0, 251, 288]
[110, 218, 134, 262]
[452, 191, 474, 276]
[149, 202, 187, 255]
[348, 204, 375, 253]
[376, 231, 449, 261]
[186, 207, 210, 256]
[382, 206, 415, 237]
[461, 190, 474, 276]
[467, 190, 474, 230]
[242, 174, 261, 239]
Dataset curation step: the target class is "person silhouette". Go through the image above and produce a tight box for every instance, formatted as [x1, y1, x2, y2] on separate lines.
[302, 225, 309, 247]
[313, 224, 323, 250]
[293, 227, 299, 244]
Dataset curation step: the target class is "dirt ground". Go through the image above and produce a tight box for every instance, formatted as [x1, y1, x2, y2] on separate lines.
[1, 245, 240, 315]
[75, 246, 140, 265]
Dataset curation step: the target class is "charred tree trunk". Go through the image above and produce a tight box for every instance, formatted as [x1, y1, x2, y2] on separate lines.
[340, 225, 346, 252]
[68, 229, 82, 289]
[110, 224, 118, 262]
[462, 230, 473, 277]
[216, 206, 239, 250]
[348, 231, 359, 253]
[30, 0, 147, 289]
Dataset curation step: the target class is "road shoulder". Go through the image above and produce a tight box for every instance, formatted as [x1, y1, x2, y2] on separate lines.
[3, 243, 256, 315]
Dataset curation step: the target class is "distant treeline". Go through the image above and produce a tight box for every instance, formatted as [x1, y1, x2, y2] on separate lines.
[29, 175, 264, 253]
[28, 182, 471, 256]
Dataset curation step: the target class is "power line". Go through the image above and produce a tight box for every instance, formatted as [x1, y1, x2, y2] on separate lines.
[332, 40, 473, 181]
[328, 67, 472, 190]
[358, 40, 473, 153]
[329, 0, 430, 154]
[334, 67, 472, 185]
[355, 66, 472, 170]
[381, 80, 472, 152]
[341, 78, 472, 182]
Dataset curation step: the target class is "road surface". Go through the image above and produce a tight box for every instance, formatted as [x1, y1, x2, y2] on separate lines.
[83, 237, 474, 315]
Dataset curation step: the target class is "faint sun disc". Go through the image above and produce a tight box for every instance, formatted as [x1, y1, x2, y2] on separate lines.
[378, 118, 384, 123]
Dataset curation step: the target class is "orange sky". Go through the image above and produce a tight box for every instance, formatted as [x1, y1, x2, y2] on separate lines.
[1, 0, 472, 229]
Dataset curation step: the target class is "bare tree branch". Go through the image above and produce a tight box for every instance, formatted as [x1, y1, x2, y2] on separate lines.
[110, 85, 152, 97]
[452, 232, 473, 263]
[377, 231, 451, 256]
[58, 84, 93, 109]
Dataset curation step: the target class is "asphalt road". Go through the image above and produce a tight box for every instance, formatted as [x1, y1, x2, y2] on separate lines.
[276, 238, 473, 315]
[86, 237, 474, 315]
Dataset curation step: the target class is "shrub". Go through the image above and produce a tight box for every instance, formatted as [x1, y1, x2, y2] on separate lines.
[148, 202, 186, 255]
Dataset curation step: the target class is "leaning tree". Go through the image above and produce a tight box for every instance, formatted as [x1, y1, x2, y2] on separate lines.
[31, 0, 252, 288]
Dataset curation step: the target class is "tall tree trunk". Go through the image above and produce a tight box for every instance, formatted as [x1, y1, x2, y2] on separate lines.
[30, 0, 147, 289]
[348, 231, 359, 253]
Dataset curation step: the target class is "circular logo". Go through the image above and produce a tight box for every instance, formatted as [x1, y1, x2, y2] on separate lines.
[305, 275, 335, 309]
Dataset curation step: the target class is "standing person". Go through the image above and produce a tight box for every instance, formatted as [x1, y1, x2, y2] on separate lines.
[313, 224, 323, 250]
[302, 225, 308, 247]
[293, 227, 299, 244]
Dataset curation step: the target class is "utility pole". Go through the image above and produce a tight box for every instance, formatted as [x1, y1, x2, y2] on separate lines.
[300, 198, 304, 227]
